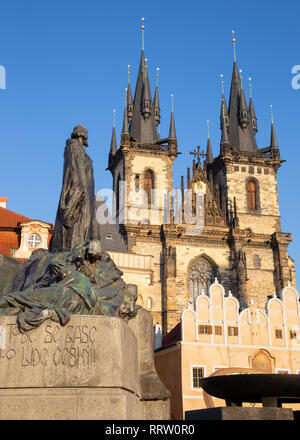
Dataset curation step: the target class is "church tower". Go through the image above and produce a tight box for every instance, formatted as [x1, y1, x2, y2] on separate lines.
[107, 26, 296, 335]
[107, 19, 179, 250]
[209, 33, 293, 307]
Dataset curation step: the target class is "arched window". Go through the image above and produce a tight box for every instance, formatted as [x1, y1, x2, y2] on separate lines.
[189, 257, 216, 301]
[144, 170, 154, 205]
[247, 179, 259, 211]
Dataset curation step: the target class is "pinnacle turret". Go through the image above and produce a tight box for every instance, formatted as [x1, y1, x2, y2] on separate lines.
[153, 68, 160, 127]
[127, 66, 134, 124]
[110, 109, 117, 156]
[168, 94, 177, 141]
[248, 78, 258, 134]
[270, 106, 279, 150]
[206, 121, 213, 163]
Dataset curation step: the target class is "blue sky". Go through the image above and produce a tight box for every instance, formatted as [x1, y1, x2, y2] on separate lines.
[0, 0, 299, 279]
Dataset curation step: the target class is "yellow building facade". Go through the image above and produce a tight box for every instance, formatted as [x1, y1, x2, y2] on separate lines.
[155, 280, 300, 420]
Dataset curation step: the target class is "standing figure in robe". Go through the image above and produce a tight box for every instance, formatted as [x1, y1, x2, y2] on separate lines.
[49, 124, 96, 253]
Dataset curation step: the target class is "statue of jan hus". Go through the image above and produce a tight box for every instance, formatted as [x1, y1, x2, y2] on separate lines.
[49, 124, 97, 253]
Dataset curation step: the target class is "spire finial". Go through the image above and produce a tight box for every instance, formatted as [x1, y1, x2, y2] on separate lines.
[249, 77, 252, 98]
[270, 104, 274, 124]
[141, 17, 145, 51]
[232, 30, 237, 62]
[220, 73, 224, 95]
[207, 120, 210, 139]
[113, 108, 116, 128]
[156, 67, 160, 87]
[239, 69, 243, 89]
[171, 93, 174, 113]
[128, 65, 131, 84]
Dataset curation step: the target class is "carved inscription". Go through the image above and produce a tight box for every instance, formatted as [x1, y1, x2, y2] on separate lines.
[0, 323, 97, 369]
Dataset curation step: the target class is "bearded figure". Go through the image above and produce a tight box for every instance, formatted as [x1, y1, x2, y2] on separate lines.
[49, 125, 97, 253]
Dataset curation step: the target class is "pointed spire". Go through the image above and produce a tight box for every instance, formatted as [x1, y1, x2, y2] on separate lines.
[239, 69, 249, 129]
[110, 109, 117, 156]
[248, 77, 258, 134]
[221, 101, 230, 147]
[122, 88, 129, 135]
[142, 58, 152, 119]
[129, 19, 157, 144]
[153, 67, 160, 126]
[169, 94, 177, 140]
[127, 65, 133, 124]
[227, 32, 257, 152]
[206, 120, 213, 163]
[220, 74, 229, 130]
[270, 105, 279, 149]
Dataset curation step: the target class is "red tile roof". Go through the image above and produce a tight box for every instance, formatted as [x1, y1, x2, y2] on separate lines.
[0, 207, 31, 228]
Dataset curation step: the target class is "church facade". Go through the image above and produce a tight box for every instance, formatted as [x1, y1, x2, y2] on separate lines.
[106, 29, 296, 338]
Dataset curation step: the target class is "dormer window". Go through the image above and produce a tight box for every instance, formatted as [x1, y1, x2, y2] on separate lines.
[28, 234, 41, 248]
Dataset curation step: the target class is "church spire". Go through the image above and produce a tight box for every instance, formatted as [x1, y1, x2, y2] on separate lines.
[239, 69, 249, 129]
[121, 89, 130, 146]
[227, 32, 257, 152]
[221, 101, 230, 148]
[248, 77, 258, 134]
[169, 94, 177, 140]
[153, 67, 160, 127]
[168, 94, 178, 157]
[220, 74, 229, 130]
[270, 105, 279, 150]
[127, 65, 134, 124]
[110, 109, 117, 156]
[129, 19, 158, 144]
[206, 120, 213, 163]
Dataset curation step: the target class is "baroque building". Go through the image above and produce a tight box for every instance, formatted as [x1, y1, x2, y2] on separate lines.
[106, 26, 296, 337]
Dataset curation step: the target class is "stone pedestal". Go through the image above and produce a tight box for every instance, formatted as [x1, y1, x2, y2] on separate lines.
[185, 407, 294, 421]
[0, 313, 170, 420]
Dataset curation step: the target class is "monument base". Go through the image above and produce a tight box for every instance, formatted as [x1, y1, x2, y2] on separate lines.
[0, 387, 143, 420]
[0, 312, 170, 420]
[185, 407, 294, 421]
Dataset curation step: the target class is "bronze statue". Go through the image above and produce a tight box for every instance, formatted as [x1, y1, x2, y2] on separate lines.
[0, 125, 139, 332]
[0, 240, 139, 332]
[49, 125, 97, 253]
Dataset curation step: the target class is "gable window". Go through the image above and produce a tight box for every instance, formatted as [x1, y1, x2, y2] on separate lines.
[214, 326, 223, 335]
[228, 326, 238, 336]
[198, 325, 212, 335]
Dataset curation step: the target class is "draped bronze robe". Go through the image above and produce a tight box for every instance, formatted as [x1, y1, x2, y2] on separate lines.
[49, 139, 96, 252]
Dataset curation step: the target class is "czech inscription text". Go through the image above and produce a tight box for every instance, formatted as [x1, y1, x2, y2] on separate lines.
[0, 323, 97, 368]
